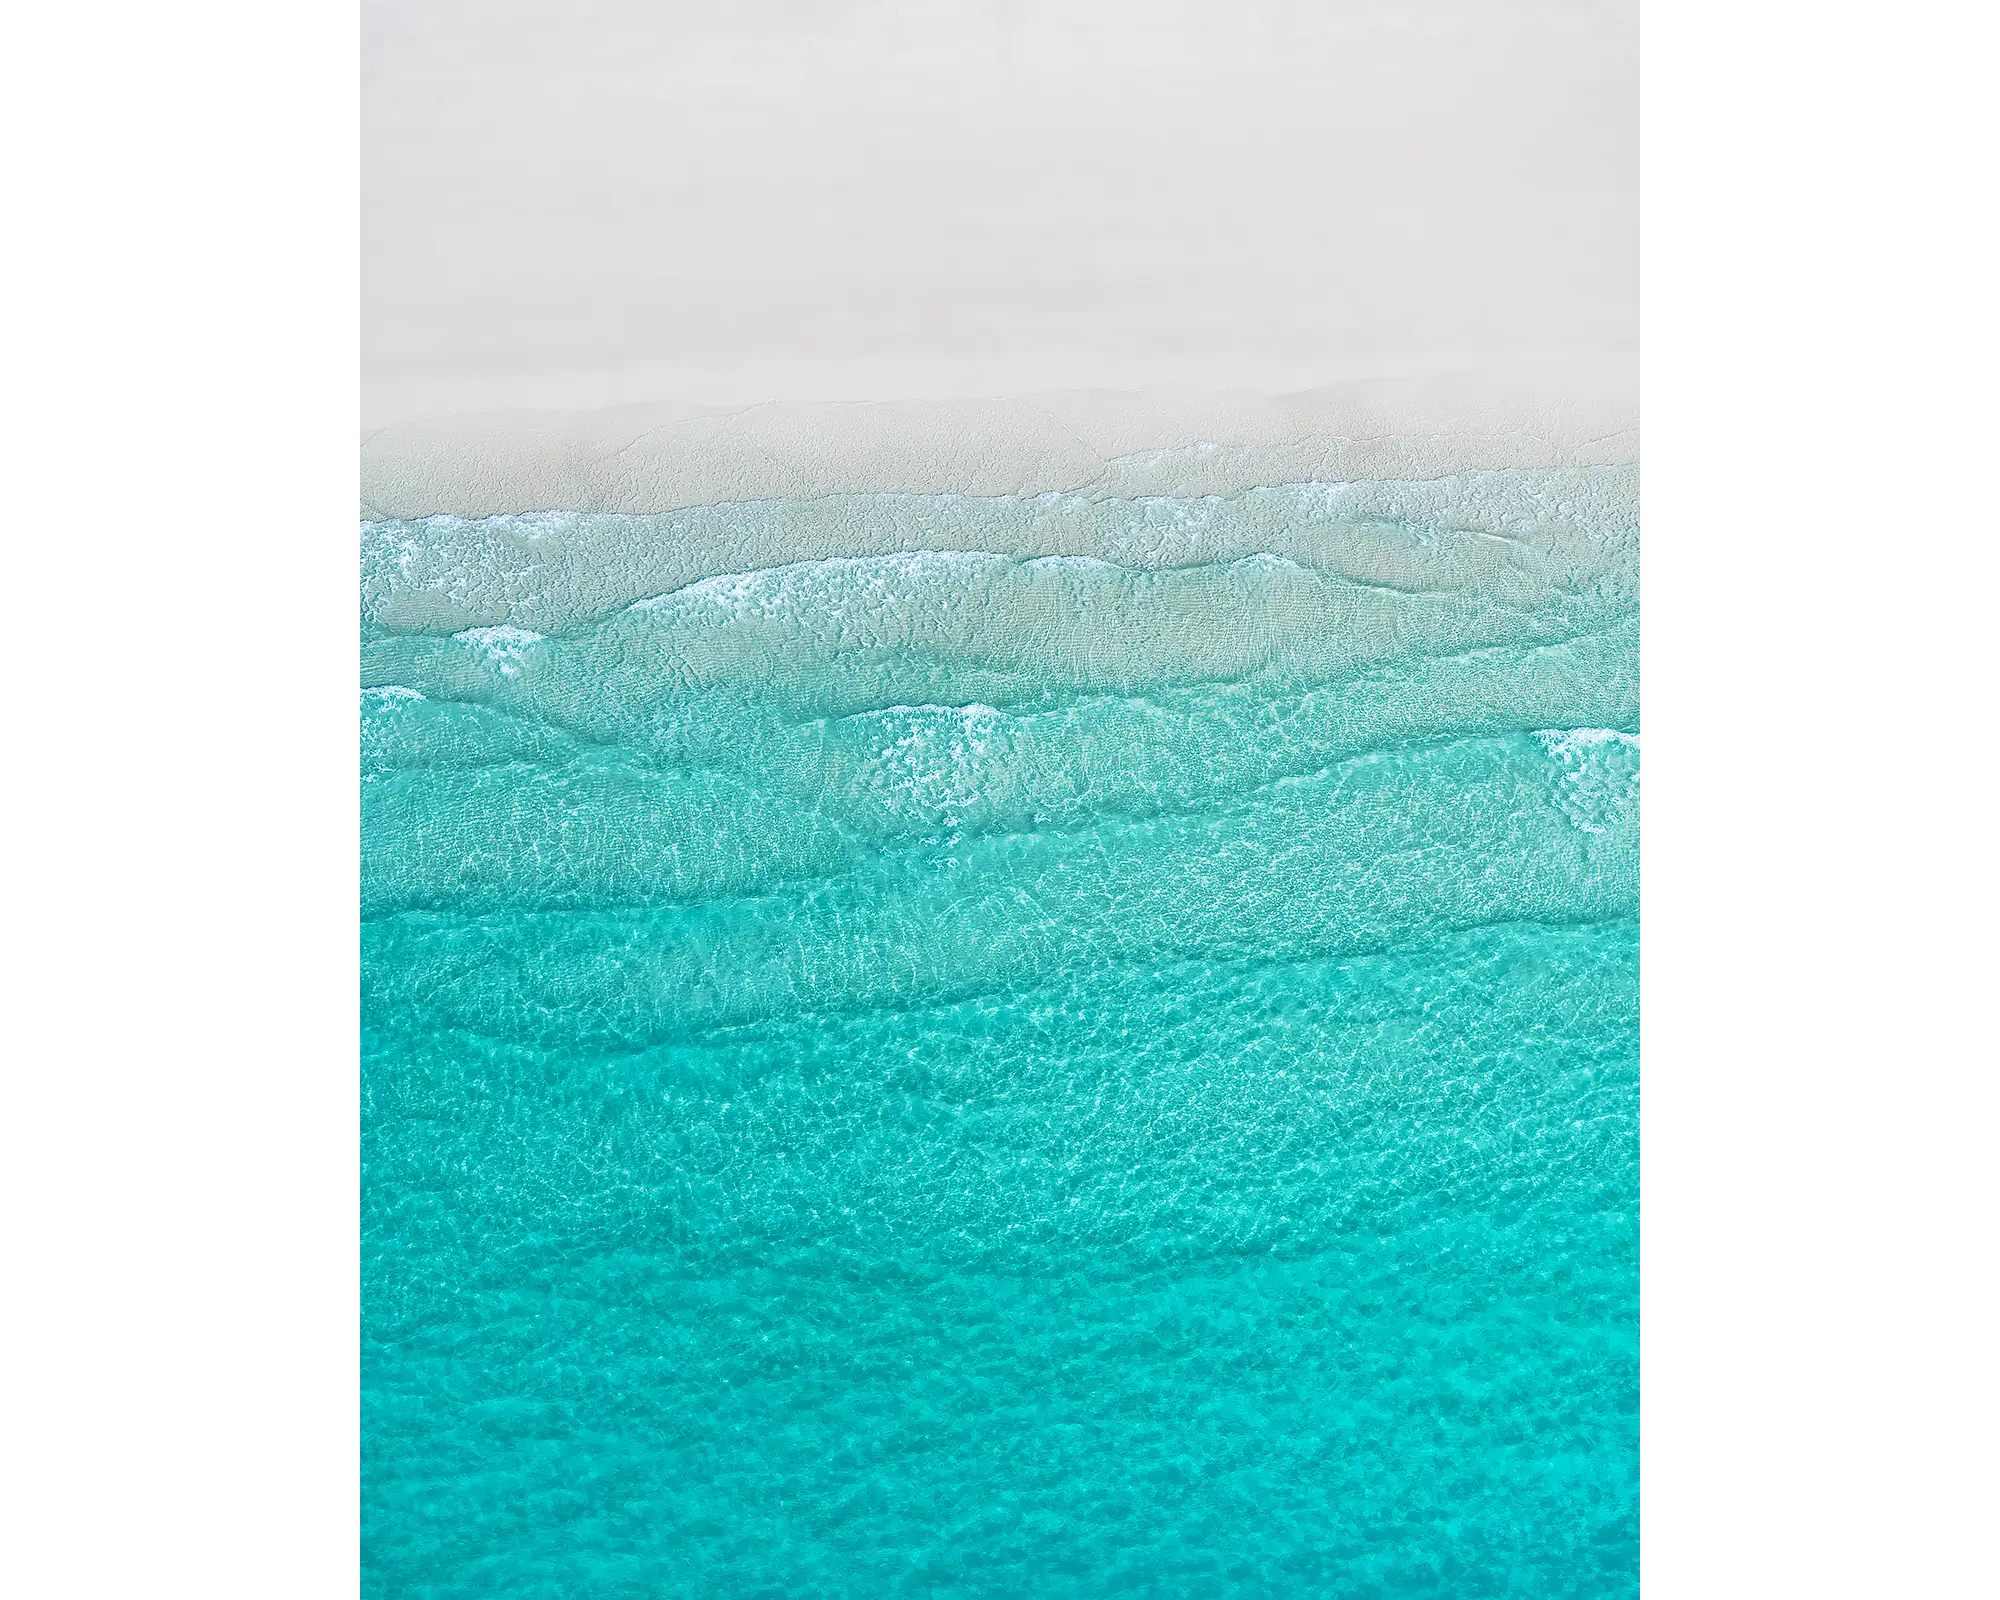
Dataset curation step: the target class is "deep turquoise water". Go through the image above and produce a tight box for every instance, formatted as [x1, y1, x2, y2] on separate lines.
[362, 469, 1639, 1596]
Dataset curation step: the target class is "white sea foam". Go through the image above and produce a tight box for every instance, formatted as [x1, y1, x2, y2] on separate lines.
[1534, 728, 1640, 760]
[1228, 553, 1308, 573]
[453, 625, 545, 648]
[1020, 554, 1124, 574]
[1535, 728, 1641, 835]
[627, 550, 1016, 625]
[452, 625, 546, 678]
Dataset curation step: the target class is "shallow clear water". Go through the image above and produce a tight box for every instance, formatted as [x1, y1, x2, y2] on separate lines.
[362, 469, 1638, 1596]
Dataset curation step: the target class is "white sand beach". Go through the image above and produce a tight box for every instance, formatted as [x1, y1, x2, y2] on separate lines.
[363, 0, 1636, 485]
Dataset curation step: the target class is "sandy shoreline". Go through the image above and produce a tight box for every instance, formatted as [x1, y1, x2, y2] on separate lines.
[360, 373, 1637, 520]
[360, 372, 1638, 636]
[365, 5, 1633, 518]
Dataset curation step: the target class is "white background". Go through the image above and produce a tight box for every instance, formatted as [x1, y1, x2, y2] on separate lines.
[6, 2, 1997, 1593]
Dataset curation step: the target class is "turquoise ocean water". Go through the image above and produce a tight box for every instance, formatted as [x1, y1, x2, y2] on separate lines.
[362, 468, 1639, 1596]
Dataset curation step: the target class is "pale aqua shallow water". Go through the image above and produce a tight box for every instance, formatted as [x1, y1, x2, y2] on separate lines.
[362, 469, 1638, 1596]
